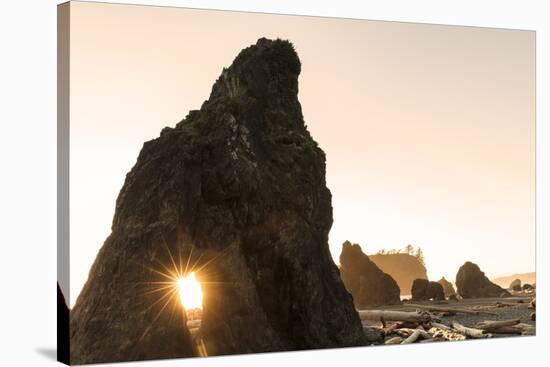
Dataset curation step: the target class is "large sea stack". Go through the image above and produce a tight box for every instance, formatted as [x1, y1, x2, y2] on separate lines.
[339, 241, 401, 308]
[438, 277, 456, 298]
[455, 261, 510, 298]
[369, 253, 427, 295]
[70, 38, 366, 364]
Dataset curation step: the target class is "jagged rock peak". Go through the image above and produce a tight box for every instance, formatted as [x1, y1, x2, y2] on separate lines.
[174, 37, 304, 132]
[340, 241, 401, 308]
[210, 38, 301, 100]
[71, 38, 364, 364]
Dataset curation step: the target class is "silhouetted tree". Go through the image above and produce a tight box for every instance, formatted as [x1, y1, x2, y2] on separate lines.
[414, 247, 426, 267]
[404, 244, 414, 255]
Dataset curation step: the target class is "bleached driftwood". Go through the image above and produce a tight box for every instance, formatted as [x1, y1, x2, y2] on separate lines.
[516, 323, 536, 336]
[384, 323, 399, 335]
[358, 310, 432, 323]
[452, 321, 492, 338]
[428, 327, 466, 341]
[430, 322, 452, 331]
[401, 328, 431, 344]
[495, 301, 521, 308]
[395, 328, 415, 338]
[476, 319, 520, 331]
[384, 336, 403, 345]
[405, 303, 497, 316]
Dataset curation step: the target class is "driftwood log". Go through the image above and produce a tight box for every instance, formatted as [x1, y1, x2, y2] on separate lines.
[384, 336, 403, 345]
[451, 321, 492, 338]
[516, 323, 536, 336]
[430, 322, 452, 331]
[384, 323, 399, 335]
[358, 310, 433, 323]
[428, 327, 466, 341]
[401, 329, 432, 344]
[476, 319, 520, 331]
[405, 303, 497, 316]
[495, 301, 521, 307]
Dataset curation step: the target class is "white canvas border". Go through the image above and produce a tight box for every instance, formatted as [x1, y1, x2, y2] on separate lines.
[0, 1, 546, 366]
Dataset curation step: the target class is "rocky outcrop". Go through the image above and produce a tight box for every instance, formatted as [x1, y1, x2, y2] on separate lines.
[411, 279, 445, 301]
[437, 277, 456, 298]
[509, 279, 521, 290]
[70, 38, 365, 364]
[455, 262, 510, 298]
[340, 241, 401, 308]
[369, 253, 427, 296]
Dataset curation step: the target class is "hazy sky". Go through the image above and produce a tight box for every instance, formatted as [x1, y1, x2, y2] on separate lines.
[68, 1, 535, 305]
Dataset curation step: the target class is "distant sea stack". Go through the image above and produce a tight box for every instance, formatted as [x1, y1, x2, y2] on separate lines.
[492, 272, 536, 289]
[438, 277, 456, 298]
[369, 253, 427, 295]
[340, 241, 401, 307]
[70, 38, 366, 364]
[509, 279, 522, 291]
[455, 261, 510, 298]
[411, 279, 445, 301]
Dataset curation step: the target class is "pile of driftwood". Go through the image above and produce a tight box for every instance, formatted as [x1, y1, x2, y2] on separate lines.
[358, 308, 535, 346]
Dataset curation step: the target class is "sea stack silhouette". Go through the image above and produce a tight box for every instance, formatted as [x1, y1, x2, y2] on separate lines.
[438, 277, 456, 298]
[70, 38, 366, 364]
[339, 241, 401, 307]
[369, 252, 427, 295]
[411, 278, 444, 301]
[456, 261, 510, 298]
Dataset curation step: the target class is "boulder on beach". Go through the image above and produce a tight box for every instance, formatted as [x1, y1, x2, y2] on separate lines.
[522, 283, 534, 291]
[70, 38, 366, 364]
[340, 241, 401, 308]
[455, 261, 511, 298]
[411, 279, 445, 301]
[438, 277, 456, 298]
[509, 278, 521, 290]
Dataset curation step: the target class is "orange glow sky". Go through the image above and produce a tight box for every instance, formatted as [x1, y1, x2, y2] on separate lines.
[68, 1, 535, 305]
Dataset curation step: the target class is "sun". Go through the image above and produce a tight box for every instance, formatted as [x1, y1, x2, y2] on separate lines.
[176, 272, 203, 310]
